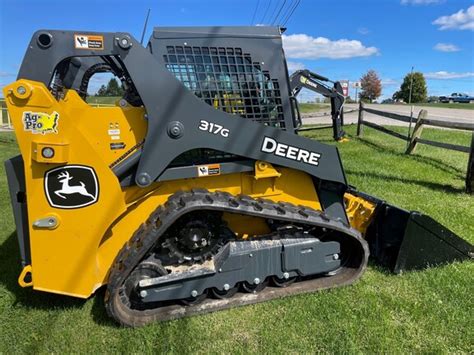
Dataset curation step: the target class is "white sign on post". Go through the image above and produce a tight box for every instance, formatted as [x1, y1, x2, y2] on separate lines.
[340, 80, 350, 97]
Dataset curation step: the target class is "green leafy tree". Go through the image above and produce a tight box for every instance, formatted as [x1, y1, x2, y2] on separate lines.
[96, 85, 107, 96]
[344, 96, 356, 104]
[393, 72, 427, 103]
[359, 70, 382, 103]
[95, 78, 124, 96]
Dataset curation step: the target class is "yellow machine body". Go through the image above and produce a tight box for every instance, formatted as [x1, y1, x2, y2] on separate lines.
[4, 79, 376, 298]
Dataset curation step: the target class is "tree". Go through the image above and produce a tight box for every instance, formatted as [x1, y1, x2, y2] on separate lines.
[96, 85, 107, 96]
[344, 96, 356, 104]
[95, 78, 124, 97]
[393, 72, 427, 103]
[428, 95, 439, 103]
[359, 70, 382, 103]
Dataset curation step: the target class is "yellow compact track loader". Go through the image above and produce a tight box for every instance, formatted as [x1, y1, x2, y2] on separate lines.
[3, 26, 473, 326]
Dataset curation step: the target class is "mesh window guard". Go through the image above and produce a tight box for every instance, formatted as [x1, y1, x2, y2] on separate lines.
[163, 45, 285, 129]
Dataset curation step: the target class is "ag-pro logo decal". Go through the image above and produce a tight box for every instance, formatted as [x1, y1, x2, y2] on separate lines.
[44, 165, 99, 209]
[22, 111, 59, 135]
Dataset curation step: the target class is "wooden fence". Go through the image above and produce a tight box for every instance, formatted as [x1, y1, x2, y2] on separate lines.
[357, 102, 474, 194]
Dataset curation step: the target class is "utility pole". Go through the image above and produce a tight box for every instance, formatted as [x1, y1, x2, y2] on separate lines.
[353, 82, 361, 103]
[406, 66, 415, 148]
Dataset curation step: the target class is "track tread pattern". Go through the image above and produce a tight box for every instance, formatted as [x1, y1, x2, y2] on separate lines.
[105, 189, 368, 326]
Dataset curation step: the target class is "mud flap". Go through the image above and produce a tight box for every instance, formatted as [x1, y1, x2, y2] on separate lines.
[363, 202, 473, 274]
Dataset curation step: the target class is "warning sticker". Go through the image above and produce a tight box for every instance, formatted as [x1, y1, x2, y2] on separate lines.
[74, 34, 104, 50]
[197, 164, 221, 177]
[110, 142, 126, 150]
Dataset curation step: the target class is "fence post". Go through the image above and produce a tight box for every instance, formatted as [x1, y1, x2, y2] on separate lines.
[357, 101, 364, 136]
[406, 109, 427, 154]
[466, 132, 474, 194]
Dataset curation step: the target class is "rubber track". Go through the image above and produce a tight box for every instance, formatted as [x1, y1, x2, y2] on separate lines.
[105, 189, 369, 326]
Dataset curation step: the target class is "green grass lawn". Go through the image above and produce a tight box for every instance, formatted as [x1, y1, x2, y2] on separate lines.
[0, 126, 473, 353]
[298, 102, 330, 113]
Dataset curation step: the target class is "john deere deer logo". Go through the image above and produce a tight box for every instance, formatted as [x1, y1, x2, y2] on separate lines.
[45, 166, 99, 209]
[55, 171, 95, 200]
[22, 111, 59, 134]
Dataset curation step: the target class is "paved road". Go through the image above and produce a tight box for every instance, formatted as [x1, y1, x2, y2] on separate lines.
[303, 103, 474, 127]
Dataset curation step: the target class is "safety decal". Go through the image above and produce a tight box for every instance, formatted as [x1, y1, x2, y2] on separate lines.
[22, 111, 59, 135]
[110, 142, 126, 150]
[197, 164, 221, 177]
[74, 34, 104, 50]
[44, 165, 99, 209]
[108, 128, 121, 140]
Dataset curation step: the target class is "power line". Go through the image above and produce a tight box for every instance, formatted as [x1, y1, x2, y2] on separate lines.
[276, 0, 294, 25]
[268, 0, 281, 26]
[282, 0, 300, 26]
[271, 0, 286, 25]
[282, 0, 301, 27]
[251, 0, 260, 25]
[260, 0, 272, 24]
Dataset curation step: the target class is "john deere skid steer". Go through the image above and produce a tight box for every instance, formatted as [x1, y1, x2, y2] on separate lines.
[3, 26, 472, 326]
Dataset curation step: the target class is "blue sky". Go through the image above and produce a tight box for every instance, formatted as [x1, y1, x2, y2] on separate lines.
[1, 0, 473, 101]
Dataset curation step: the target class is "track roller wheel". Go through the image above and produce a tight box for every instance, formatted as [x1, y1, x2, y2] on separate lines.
[210, 285, 239, 299]
[271, 274, 297, 288]
[180, 290, 208, 306]
[241, 278, 269, 293]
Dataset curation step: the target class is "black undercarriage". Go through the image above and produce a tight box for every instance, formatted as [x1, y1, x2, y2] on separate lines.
[105, 189, 368, 327]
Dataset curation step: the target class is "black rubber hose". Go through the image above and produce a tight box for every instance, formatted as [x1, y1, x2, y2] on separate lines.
[78, 63, 112, 100]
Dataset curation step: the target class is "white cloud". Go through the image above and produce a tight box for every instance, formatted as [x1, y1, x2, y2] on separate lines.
[424, 71, 474, 79]
[357, 27, 370, 35]
[432, 5, 474, 31]
[282, 34, 379, 60]
[401, 0, 443, 5]
[433, 43, 460, 52]
[286, 61, 305, 73]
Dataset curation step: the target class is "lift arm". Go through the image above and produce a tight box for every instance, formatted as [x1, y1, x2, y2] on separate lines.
[289, 70, 346, 141]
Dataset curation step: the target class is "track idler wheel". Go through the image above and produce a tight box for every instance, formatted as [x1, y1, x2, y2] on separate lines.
[121, 260, 167, 310]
